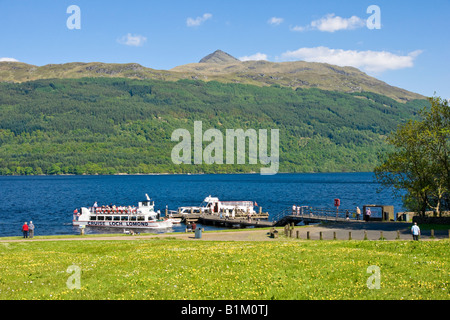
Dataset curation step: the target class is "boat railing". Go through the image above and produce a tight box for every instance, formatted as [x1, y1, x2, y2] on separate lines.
[219, 201, 254, 207]
[170, 207, 209, 215]
[87, 207, 139, 214]
[271, 206, 360, 223]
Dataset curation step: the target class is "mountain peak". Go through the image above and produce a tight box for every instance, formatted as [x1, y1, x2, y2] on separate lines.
[199, 50, 240, 64]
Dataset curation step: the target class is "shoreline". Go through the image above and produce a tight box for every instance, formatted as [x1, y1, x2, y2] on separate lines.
[2, 222, 449, 242]
[0, 171, 374, 177]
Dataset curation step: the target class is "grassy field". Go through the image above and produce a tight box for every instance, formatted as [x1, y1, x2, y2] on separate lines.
[0, 238, 448, 300]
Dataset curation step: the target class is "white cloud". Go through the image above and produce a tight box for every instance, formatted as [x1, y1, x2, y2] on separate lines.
[279, 47, 422, 73]
[292, 13, 365, 32]
[187, 13, 212, 27]
[239, 53, 268, 62]
[117, 33, 147, 47]
[268, 17, 284, 26]
[0, 57, 19, 62]
[290, 25, 307, 32]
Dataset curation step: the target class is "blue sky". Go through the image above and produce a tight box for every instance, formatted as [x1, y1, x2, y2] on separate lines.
[1, 0, 449, 99]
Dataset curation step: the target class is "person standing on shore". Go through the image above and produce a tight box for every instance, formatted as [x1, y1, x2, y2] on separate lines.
[29, 221, 35, 238]
[22, 222, 29, 238]
[356, 207, 361, 220]
[411, 222, 421, 241]
[365, 208, 371, 222]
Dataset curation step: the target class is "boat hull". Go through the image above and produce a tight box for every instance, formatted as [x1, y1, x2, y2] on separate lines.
[73, 220, 173, 229]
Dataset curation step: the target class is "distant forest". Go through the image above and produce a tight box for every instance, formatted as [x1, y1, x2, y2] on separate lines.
[0, 77, 427, 175]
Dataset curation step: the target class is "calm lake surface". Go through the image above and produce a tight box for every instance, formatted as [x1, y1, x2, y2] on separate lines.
[0, 173, 404, 237]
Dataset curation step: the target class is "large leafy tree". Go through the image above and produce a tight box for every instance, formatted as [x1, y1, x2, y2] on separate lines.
[374, 96, 450, 216]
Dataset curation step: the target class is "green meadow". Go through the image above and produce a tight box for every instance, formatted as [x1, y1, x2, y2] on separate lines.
[0, 238, 448, 300]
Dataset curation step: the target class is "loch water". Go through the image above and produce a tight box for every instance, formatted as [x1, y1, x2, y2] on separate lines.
[0, 173, 405, 237]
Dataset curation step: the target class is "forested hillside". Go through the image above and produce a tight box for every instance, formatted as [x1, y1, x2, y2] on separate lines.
[0, 78, 427, 175]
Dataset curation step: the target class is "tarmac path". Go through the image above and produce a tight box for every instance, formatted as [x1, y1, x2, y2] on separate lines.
[1, 221, 448, 242]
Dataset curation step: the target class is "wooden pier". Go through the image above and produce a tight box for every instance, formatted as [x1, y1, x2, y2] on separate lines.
[198, 208, 378, 229]
[198, 214, 274, 228]
[167, 205, 391, 230]
[175, 213, 202, 224]
[194, 213, 351, 229]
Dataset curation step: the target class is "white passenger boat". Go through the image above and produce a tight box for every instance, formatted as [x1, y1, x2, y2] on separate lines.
[203, 195, 257, 215]
[170, 195, 257, 216]
[73, 194, 173, 230]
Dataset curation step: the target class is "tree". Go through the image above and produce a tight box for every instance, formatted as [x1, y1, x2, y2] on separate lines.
[421, 96, 450, 215]
[47, 164, 62, 175]
[374, 96, 450, 216]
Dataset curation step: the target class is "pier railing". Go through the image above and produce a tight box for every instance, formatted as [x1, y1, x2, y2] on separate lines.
[271, 206, 361, 225]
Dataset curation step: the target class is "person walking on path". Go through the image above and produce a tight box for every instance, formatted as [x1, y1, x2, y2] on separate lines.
[22, 222, 29, 238]
[28, 221, 35, 238]
[411, 222, 421, 241]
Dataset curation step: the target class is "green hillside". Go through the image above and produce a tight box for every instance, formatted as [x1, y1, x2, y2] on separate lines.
[0, 53, 425, 103]
[0, 77, 427, 175]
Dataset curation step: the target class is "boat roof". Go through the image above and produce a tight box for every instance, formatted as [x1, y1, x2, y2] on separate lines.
[204, 195, 219, 202]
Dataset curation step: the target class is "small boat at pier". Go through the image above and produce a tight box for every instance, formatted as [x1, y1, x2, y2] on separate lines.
[168, 195, 269, 220]
[73, 194, 173, 230]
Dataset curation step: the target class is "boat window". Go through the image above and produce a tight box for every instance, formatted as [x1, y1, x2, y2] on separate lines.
[105, 216, 112, 221]
[97, 216, 105, 221]
[113, 216, 120, 221]
[121, 216, 128, 221]
[137, 216, 145, 221]
[130, 216, 137, 221]
[89, 216, 96, 221]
